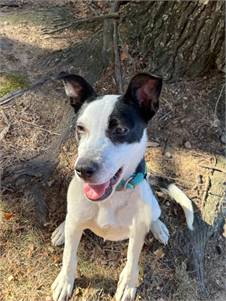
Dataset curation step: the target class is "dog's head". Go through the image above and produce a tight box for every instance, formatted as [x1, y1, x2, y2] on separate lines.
[59, 72, 162, 202]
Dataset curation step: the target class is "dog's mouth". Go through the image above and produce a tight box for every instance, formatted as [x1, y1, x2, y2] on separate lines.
[83, 168, 123, 202]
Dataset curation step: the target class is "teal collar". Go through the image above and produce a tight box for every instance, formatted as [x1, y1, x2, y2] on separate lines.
[116, 160, 147, 191]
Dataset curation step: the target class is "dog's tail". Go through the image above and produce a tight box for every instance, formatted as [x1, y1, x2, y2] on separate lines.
[150, 176, 194, 230]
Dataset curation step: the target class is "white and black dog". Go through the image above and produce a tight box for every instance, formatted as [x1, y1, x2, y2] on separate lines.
[51, 73, 194, 301]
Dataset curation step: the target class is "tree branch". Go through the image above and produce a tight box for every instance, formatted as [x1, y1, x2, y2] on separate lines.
[42, 13, 119, 35]
[112, 1, 123, 94]
[113, 20, 123, 94]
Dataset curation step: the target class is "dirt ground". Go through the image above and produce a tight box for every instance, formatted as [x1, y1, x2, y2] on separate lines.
[0, 1, 225, 301]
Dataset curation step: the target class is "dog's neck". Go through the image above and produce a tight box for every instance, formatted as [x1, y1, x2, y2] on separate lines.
[116, 158, 146, 191]
[120, 129, 148, 181]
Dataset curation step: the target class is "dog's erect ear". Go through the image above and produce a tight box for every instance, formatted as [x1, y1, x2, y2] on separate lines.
[58, 72, 97, 112]
[123, 73, 162, 122]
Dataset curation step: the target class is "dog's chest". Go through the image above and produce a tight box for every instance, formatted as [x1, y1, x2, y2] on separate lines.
[87, 190, 140, 241]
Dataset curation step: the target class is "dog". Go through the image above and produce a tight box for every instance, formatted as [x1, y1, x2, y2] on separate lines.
[51, 72, 194, 301]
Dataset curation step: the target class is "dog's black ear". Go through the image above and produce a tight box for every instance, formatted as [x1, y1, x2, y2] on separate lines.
[58, 72, 97, 112]
[123, 73, 162, 122]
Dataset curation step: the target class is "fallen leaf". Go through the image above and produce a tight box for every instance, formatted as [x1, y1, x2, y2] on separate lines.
[154, 248, 165, 258]
[4, 212, 13, 220]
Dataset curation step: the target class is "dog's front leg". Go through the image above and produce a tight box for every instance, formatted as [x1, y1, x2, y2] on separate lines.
[51, 215, 83, 301]
[115, 221, 147, 301]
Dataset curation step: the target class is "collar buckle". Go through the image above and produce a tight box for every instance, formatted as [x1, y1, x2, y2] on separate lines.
[123, 176, 134, 190]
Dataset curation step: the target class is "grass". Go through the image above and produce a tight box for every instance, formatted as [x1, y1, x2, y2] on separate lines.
[0, 73, 29, 97]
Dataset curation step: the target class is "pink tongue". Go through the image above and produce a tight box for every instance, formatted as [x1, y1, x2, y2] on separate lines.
[83, 181, 110, 201]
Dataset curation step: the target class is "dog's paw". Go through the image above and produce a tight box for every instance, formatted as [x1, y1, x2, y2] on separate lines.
[150, 219, 169, 245]
[115, 285, 136, 301]
[52, 222, 65, 247]
[51, 271, 74, 301]
[115, 266, 137, 301]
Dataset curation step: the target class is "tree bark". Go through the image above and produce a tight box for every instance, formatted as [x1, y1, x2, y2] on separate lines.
[182, 155, 225, 297]
[120, 0, 225, 81]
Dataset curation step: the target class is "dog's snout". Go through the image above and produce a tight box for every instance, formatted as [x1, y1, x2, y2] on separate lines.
[75, 159, 99, 180]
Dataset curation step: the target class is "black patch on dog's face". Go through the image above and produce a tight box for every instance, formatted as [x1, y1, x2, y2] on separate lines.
[106, 73, 162, 145]
[106, 98, 146, 144]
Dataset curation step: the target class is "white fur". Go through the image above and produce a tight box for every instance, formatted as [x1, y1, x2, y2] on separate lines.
[167, 184, 194, 230]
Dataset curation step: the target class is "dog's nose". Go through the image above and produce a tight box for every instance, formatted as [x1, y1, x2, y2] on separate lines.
[75, 159, 99, 179]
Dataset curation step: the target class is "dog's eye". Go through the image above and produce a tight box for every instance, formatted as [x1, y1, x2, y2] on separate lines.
[76, 124, 85, 133]
[114, 127, 129, 136]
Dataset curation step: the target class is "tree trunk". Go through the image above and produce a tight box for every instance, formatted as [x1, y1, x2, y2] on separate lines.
[120, 0, 225, 81]
[180, 154, 225, 297]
